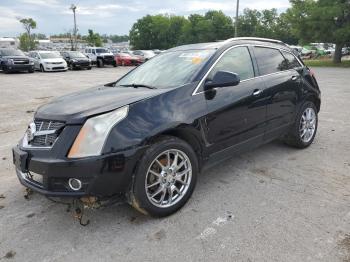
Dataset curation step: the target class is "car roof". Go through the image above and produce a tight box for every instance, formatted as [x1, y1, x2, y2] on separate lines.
[167, 38, 293, 53]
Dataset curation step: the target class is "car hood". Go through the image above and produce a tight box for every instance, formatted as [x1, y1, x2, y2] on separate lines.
[35, 85, 169, 124]
[2, 55, 29, 60]
[98, 53, 113, 56]
[41, 58, 65, 63]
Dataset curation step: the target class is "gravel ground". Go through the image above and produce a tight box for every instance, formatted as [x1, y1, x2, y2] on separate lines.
[0, 67, 349, 262]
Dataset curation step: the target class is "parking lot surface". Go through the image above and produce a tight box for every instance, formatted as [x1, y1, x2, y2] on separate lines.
[0, 67, 349, 262]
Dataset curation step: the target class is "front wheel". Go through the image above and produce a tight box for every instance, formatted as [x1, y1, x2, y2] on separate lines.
[284, 101, 318, 148]
[40, 64, 45, 72]
[129, 136, 198, 217]
[97, 59, 104, 68]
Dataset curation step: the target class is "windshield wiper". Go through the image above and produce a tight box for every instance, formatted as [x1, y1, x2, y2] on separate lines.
[119, 83, 157, 89]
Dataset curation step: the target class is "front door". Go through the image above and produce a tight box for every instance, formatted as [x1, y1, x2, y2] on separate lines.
[202, 46, 269, 156]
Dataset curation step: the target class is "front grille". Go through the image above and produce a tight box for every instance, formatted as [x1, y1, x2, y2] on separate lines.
[30, 120, 65, 147]
[52, 62, 62, 65]
[14, 59, 29, 65]
[52, 67, 64, 70]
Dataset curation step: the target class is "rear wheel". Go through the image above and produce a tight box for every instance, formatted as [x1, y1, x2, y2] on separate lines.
[284, 101, 318, 148]
[113, 61, 117, 67]
[69, 63, 74, 70]
[129, 136, 198, 217]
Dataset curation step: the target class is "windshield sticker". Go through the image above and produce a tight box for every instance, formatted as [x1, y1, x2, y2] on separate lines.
[191, 57, 203, 64]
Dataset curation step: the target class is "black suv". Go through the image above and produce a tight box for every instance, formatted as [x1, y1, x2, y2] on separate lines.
[12, 38, 320, 217]
[0, 48, 34, 73]
[61, 51, 92, 70]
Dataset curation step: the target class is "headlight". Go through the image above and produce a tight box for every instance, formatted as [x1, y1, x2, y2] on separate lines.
[7, 59, 14, 64]
[71, 59, 77, 62]
[67, 106, 129, 158]
[44, 62, 51, 64]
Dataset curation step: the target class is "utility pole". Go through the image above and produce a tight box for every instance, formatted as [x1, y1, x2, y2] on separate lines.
[70, 4, 77, 50]
[234, 0, 240, 37]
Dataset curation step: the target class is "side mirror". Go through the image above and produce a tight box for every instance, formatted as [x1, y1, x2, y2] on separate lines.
[204, 71, 240, 90]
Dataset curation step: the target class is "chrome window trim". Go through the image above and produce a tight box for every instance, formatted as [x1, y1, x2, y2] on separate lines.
[192, 44, 303, 96]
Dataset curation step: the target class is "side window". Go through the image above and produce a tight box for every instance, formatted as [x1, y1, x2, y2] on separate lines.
[208, 47, 254, 81]
[254, 47, 288, 75]
[282, 51, 302, 69]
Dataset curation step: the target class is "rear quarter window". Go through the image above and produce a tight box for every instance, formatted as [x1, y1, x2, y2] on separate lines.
[254, 47, 288, 75]
[282, 51, 302, 69]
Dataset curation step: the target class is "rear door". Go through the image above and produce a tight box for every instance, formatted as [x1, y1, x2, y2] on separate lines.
[202, 46, 269, 155]
[253, 47, 300, 139]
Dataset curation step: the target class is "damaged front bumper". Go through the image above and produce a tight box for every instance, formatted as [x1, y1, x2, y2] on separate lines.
[12, 144, 145, 198]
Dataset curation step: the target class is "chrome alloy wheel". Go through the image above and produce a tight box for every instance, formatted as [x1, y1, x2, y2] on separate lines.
[299, 107, 316, 143]
[145, 149, 192, 208]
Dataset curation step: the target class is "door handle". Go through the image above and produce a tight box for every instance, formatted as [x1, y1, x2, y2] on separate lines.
[291, 75, 298, 81]
[252, 89, 263, 96]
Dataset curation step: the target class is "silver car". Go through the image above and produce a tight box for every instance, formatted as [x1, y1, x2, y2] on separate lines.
[29, 51, 68, 72]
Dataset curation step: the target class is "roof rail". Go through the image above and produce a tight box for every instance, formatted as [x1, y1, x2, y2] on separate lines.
[224, 37, 288, 46]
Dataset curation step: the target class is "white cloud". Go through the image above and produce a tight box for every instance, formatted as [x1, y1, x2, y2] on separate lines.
[0, 7, 24, 34]
[186, 1, 236, 12]
[186, 0, 290, 13]
[62, 3, 140, 16]
[20, 0, 59, 7]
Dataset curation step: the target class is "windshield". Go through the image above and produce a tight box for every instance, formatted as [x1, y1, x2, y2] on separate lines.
[69, 51, 86, 58]
[116, 49, 215, 88]
[96, 48, 108, 53]
[40, 52, 61, 59]
[0, 49, 24, 56]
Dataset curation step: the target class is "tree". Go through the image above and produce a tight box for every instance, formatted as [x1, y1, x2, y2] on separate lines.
[286, 0, 350, 63]
[236, 8, 298, 44]
[129, 12, 233, 49]
[84, 29, 102, 47]
[19, 18, 37, 51]
[19, 33, 36, 51]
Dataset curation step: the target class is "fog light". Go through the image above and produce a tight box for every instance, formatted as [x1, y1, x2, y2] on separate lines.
[68, 178, 82, 191]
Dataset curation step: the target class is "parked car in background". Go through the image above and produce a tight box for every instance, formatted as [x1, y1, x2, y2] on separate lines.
[132, 50, 156, 61]
[61, 51, 91, 70]
[13, 38, 320, 217]
[152, 49, 162, 54]
[84, 47, 117, 67]
[342, 47, 350, 56]
[0, 48, 34, 73]
[115, 52, 143, 66]
[29, 51, 67, 72]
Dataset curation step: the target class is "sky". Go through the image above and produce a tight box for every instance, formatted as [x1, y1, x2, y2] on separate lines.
[0, 0, 291, 37]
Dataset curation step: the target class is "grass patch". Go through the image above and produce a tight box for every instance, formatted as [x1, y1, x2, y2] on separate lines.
[304, 60, 350, 68]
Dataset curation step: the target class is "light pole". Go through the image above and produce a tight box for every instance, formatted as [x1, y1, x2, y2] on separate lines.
[234, 0, 240, 37]
[70, 4, 77, 50]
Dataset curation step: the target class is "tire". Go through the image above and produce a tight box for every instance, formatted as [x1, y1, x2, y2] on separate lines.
[97, 59, 103, 68]
[28, 68, 34, 73]
[3, 66, 9, 73]
[129, 136, 198, 217]
[87, 66, 92, 70]
[121, 61, 125, 66]
[40, 64, 45, 72]
[284, 101, 318, 148]
[69, 63, 74, 70]
[113, 61, 117, 67]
